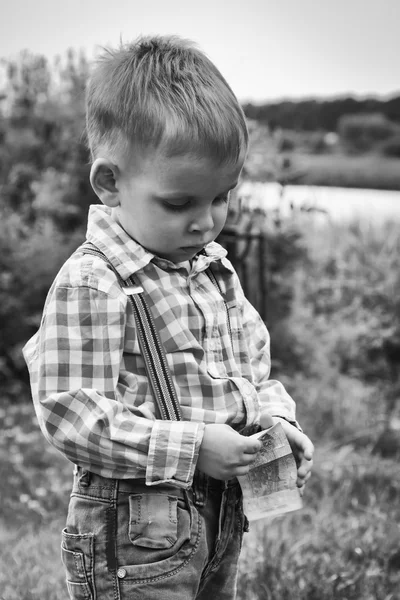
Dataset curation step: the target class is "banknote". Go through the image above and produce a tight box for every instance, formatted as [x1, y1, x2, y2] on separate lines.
[237, 422, 302, 521]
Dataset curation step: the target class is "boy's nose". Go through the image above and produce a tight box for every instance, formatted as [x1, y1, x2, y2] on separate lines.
[189, 209, 214, 234]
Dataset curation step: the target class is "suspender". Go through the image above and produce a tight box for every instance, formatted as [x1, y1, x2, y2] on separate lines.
[79, 242, 182, 421]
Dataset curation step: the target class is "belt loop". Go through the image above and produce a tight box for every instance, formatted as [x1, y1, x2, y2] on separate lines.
[192, 470, 208, 507]
[78, 468, 91, 487]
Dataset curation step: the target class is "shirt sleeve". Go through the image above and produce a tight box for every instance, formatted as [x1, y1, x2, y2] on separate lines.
[28, 281, 204, 487]
[241, 294, 301, 428]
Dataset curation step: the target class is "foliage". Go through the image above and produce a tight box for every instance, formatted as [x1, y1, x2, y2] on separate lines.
[244, 122, 400, 190]
[243, 94, 400, 132]
[0, 50, 97, 395]
[0, 49, 96, 226]
[301, 220, 400, 430]
[0, 209, 85, 392]
[380, 133, 400, 158]
[222, 195, 400, 409]
[338, 112, 400, 153]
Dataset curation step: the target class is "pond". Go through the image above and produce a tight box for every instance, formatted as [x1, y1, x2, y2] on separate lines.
[239, 182, 400, 222]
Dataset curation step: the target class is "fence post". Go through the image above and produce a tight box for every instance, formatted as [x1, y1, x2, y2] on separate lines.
[258, 233, 267, 322]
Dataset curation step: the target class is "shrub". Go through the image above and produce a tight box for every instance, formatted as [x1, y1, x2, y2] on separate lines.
[379, 133, 400, 158]
[338, 112, 400, 153]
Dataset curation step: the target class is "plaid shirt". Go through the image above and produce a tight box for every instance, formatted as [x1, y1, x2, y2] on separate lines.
[23, 205, 298, 488]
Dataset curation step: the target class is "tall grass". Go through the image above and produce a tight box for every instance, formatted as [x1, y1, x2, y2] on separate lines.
[238, 441, 400, 599]
[236, 214, 400, 598]
[0, 521, 68, 600]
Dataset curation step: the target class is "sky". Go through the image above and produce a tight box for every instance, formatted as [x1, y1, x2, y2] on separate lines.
[0, 0, 399, 103]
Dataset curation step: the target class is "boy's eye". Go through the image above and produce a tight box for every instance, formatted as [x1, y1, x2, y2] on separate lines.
[161, 192, 230, 212]
[214, 193, 230, 205]
[162, 201, 189, 212]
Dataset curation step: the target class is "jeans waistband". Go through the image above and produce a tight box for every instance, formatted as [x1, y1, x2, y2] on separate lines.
[73, 466, 237, 507]
[73, 466, 187, 498]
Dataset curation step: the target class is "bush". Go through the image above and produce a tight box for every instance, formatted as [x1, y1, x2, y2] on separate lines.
[379, 134, 400, 158]
[0, 210, 85, 396]
[338, 112, 400, 153]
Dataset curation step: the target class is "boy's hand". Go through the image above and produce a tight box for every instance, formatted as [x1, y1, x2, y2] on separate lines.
[261, 413, 314, 492]
[197, 424, 262, 480]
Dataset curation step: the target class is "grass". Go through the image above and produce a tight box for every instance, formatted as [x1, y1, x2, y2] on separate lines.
[0, 520, 69, 600]
[0, 402, 71, 600]
[237, 441, 400, 600]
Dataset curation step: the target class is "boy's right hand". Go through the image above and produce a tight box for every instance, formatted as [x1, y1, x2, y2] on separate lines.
[196, 424, 262, 480]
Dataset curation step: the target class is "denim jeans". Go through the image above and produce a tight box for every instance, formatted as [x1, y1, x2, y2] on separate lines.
[61, 467, 248, 600]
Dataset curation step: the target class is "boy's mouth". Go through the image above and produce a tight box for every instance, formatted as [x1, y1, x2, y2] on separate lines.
[181, 244, 206, 253]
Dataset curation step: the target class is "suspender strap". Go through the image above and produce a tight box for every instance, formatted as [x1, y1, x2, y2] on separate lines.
[79, 242, 182, 422]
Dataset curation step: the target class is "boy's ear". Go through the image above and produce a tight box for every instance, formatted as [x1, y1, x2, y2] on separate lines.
[90, 158, 120, 207]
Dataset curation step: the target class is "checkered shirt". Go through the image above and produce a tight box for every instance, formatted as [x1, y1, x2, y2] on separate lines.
[23, 205, 298, 488]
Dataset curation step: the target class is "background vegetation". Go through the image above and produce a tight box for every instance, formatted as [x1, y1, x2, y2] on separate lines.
[1, 51, 400, 599]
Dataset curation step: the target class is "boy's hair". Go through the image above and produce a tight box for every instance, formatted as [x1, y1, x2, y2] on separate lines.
[86, 35, 248, 165]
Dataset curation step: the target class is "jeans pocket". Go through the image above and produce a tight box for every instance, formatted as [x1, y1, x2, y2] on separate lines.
[61, 528, 95, 600]
[129, 493, 178, 549]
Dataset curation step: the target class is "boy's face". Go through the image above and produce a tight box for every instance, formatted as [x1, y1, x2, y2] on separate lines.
[112, 150, 243, 263]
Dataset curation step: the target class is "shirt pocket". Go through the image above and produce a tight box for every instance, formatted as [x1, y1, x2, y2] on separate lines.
[225, 298, 242, 334]
[225, 298, 244, 364]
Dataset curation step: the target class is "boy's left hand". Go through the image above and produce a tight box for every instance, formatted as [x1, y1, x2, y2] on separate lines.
[260, 413, 314, 493]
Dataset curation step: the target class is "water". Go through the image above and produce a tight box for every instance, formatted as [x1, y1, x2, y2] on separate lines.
[239, 182, 400, 222]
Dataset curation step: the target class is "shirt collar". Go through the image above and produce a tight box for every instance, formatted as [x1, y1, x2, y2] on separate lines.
[86, 205, 154, 280]
[86, 204, 231, 281]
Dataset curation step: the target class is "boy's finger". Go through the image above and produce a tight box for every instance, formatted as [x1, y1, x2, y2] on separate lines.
[236, 464, 253, 477]
[260, 413, 274, 429]
[302, 439, 314, 460]
[297, 462, 312, 479]
[297, 470, 311, 488]
[243, 439, 262, 454]
[292, 431, 314, 458]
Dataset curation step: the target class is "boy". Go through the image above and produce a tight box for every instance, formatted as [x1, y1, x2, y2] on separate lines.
[23, 35, 313, 600]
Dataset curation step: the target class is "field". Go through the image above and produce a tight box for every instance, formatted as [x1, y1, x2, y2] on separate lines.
[1, 215, 400, 600]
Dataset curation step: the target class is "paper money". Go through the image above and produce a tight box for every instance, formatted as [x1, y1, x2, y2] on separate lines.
[237, 422, 302, 521]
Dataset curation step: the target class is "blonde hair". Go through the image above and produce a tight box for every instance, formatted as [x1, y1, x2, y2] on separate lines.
[86, 35, 248, 165]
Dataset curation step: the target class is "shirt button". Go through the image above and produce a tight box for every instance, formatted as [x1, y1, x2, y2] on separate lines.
[117, 568, 127, 579]
[243, 381, 253, 394]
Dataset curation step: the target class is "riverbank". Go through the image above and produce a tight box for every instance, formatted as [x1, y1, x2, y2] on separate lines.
[291, 153, 400, 191]
[245, 138, 400, 192]
[238, 182, 400, 222]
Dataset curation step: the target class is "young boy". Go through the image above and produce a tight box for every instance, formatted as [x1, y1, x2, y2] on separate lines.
[23, 35, 313, 600]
